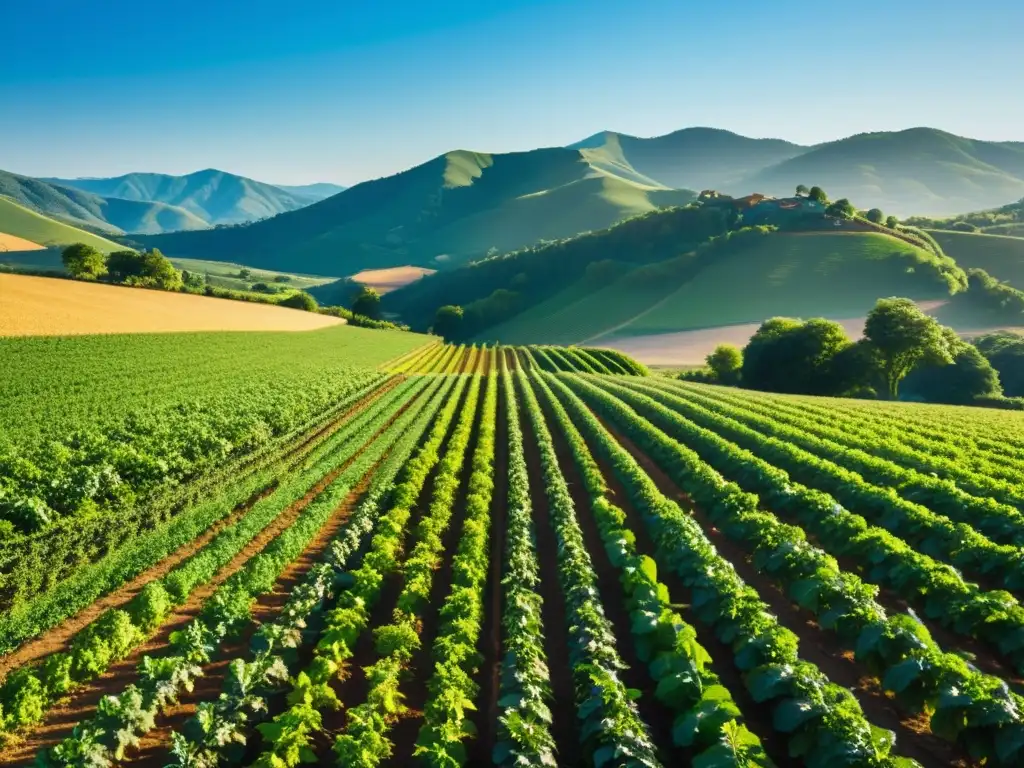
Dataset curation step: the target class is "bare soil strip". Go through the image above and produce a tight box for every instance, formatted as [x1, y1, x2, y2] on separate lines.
[598, 417, 973, 768]
[0, 377, 401, 679]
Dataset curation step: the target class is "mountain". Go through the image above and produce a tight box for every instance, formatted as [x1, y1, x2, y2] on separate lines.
[135, 147, 696, 275]
[44, 169, 331, 227]
[0, 169, 207, 236]
[273, 182, 347, 204]
[572, 127, 808, 190]
[740, 128, 1024, 216]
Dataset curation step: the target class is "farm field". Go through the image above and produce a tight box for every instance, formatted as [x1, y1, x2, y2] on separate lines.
[350, 265, 437, 294]
[0, 273, 348, 337]
[0, 197, 125, 253]
[3, 335, 1024, 767]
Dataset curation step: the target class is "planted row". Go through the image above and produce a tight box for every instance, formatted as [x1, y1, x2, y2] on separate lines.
[251, 374, 469, 768]
[517, 369, 662, 767]
[555, 374, 915, 768]
[572, 376, 1024, 765]
[35, 374, 435, 767]
[532, 372, 773, 766]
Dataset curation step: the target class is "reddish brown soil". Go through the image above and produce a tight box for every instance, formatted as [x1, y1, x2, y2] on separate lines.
[518, 387, 583, 767]
[538, 392, 682, 763]
[599, 417, 974, 768]
[0, 378, 401, 682]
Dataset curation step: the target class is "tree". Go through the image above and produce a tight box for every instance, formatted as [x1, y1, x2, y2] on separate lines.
[863, 297, 953, 399]
[885, 215, 900, 228]
[433, 305, 464, 341]
[974, 331, 1024, 397]
[351, 287, 381, 319]
[181, 270, 205, 292]
[280, 291, 318, 312]
[61, 243, 107, 280]
[795, 184, 809, 197]
[826, 198, 856, 219]
[808, 186, 828, 204]
[238, 268, 253, 280]
[865, 208, 885, 224]
[902, 328, 1001, 404]
[741, 317, 852, 394]
[107, 248, 181, 290]
[706, 344, 743, 385]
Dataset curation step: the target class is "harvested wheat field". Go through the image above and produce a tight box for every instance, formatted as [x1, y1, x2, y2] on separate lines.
[350, 265, 435, 293]
[0, 232, 45, 252]
[0, 273, 345, 336]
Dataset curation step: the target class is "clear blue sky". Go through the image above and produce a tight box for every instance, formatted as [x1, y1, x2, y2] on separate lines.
[2, 0, 1021, 185]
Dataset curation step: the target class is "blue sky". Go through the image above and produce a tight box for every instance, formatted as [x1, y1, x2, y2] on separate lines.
[2, 0, 1022, 185]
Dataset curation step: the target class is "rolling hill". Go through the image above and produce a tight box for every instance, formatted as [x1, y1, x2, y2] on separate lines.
[272, 182, 347, 204]
[740, 128, 1024, 216]
[44, 169, 337, 227]
[0, 170, 206, 236]
[572, 127, 808, 190]
[134, 147, 697, 274]
[929, 230, 1024, 288]
[0, 198, 126, 254]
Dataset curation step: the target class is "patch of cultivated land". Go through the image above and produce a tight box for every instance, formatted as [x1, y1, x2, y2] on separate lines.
[0, 273, 346, 336]
[349, 265, 436, 293]
[0, 232, 45, 251]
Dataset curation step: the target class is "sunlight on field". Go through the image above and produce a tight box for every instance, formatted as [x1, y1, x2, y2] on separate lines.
[349, 265, 436, 293]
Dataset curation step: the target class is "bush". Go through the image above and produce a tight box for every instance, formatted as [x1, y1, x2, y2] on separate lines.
[741, 317, 853, 395]
[61, 243, 107, 280]
[705, 344, 742, 385]
[279, 291, 319, 312]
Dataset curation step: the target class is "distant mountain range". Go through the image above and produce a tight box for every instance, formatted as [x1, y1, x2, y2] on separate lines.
[134, 147, 696, 274]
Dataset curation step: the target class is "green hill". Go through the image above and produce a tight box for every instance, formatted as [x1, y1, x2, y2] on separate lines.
[0, 198, 125, 253]
[474, 230, 961, 345]
[0, 169, 206, 235]
[134, 147, 696, 274]
[45, 169, 335, 227]
[615, 232, 959, 338]
[741, 128, 1024, 216]
[929, 230, 1024, 288]
[572, 127, 807, 190]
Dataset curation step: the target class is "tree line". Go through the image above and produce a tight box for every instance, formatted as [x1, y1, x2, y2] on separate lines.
[689, 297, 1020, 408]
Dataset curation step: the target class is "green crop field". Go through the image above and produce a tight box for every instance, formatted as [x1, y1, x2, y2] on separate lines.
[4, 336, 1024, 768]
[930, 229, 1024, 287]
[168, 256, 338, 290]
[619, 231, 951, 337]
[0, 197, 124, 254]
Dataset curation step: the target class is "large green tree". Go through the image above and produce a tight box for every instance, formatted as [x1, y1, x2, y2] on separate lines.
[61, 243, 107, 280]
[863, 297, 952, 399]
[351, 287, 382, 319]
[107, 248, 181, 290]
[974, 331, 1024, 397]
[807, 186, 828, 204]
[741, 317, 852, 394]
[903, 328, 1001, 404]
[433, 305, 464, 341]
[706, 344, 743, 385]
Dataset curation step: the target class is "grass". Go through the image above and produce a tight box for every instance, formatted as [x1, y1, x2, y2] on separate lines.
[168, 257, 337, 289]
[0, 323, 430, 445]
[618, 232, 953, 337]
[929, 230, 1024, 288]
[0, 198, 125, 253]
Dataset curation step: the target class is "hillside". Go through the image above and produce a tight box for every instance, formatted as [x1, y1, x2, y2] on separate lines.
[272, 182, 347, 203]
[572, 127, 807, 190]
[477, 230, 960, 346]
[742, 128, 1024, 216]
[45, 169, 332, 227]
[0, 198, 126, 253]
[133, 147, 696, 274]
[0, 170, 206, 235]
[929, 230, 1024, 288]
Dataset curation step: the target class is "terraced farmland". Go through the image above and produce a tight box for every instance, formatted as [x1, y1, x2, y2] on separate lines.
[3, 338, 1024, 767]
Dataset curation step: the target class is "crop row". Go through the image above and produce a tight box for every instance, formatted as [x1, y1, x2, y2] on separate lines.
[251, 373, 469, 767]
[571, 375, 1024, 766]
[166, 374, 453, 767]
[530, 371, 773, 766]
[553, 374, 915, 768]
[517, 369, 662, 766]
[32, 374, 437, 766]
[601, 377, 1024, 673]
[666, 380, 1024, 538]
